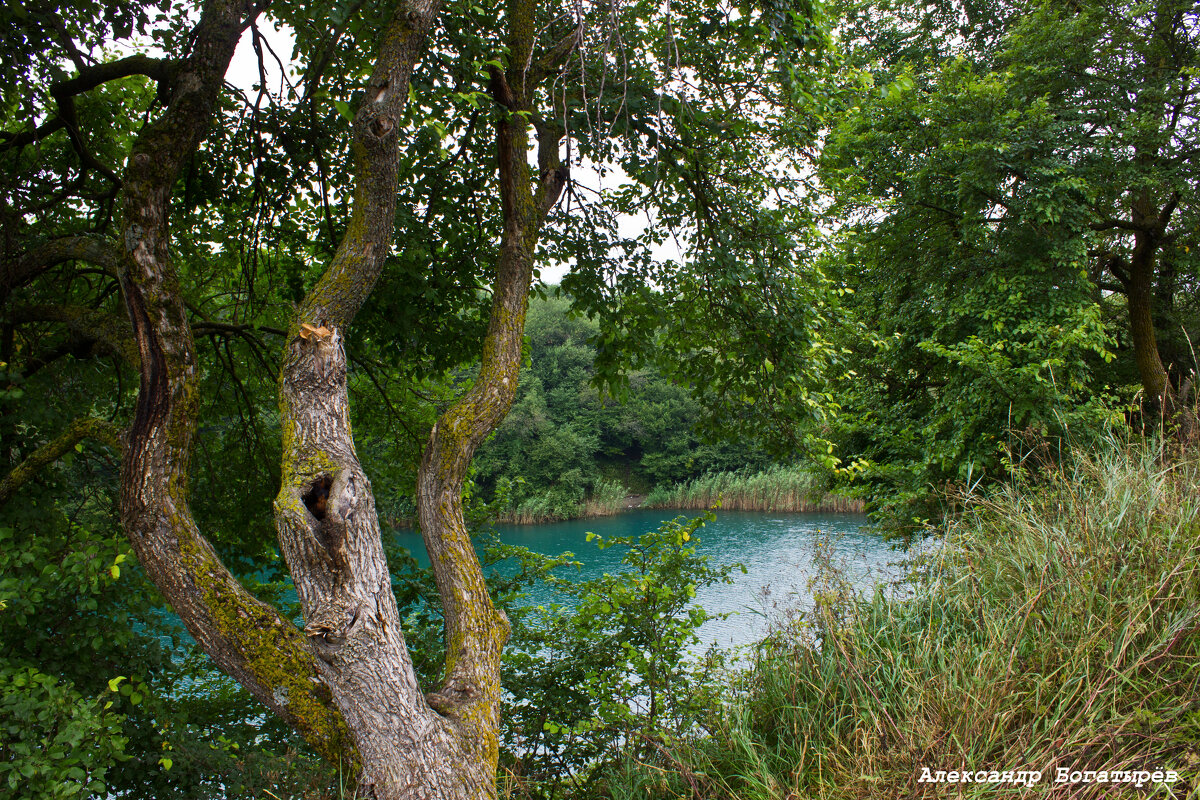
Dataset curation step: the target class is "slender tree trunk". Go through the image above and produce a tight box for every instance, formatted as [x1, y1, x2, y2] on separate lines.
[1127, 243, 1171, 409]
[411, 7, 570, 795]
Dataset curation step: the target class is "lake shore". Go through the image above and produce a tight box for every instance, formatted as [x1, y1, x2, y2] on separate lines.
[489, 491, 863, 525]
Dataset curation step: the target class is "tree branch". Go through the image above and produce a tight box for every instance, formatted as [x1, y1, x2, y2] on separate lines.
[0, 417, 121, 507]
[50, 55, 173, 103]
[416, 0, 565, 759]
[0, 117, 68, 152]
[9, 304, 139, 367]
[1090, 217, 1151, 233]
[1, 235, 121, 304]
[529, 27, 583, 86]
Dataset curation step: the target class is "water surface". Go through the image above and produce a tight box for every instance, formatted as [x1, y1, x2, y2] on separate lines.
[396, 509, 903, 650]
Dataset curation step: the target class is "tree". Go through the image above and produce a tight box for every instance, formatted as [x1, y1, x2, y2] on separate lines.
[818, 0, 1200, 524]
[3, 0, 529, 792]
[2, 0, 829, 796]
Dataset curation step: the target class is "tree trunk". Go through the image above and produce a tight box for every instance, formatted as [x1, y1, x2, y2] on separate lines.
[276, 327, 484, 797]
[1127, 242, 1171, 410]
[117, 0, 355, 764]
[410, 9, 570, 797]
[1125, 190, 1174, 416]
[267, 0, 519, 795]
[110, 0, 575, 793]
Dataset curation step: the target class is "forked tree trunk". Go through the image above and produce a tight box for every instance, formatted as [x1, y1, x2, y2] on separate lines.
[276, 326, 489, 797]
[268, 0, 563, 793]
[112, 0, 575, 793]
[264, 0, 529, 794]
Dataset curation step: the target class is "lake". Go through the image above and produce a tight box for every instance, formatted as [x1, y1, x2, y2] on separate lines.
[396, 509, 905, 651]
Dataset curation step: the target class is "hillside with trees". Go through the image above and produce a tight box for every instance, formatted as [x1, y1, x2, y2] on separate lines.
[471, 294, 845, 522]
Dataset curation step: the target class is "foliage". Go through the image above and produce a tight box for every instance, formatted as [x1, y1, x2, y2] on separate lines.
[0, 666, 127, 799]
[818, 0, 1200, 529]
[629, 434, 1200, 798]
[554, 0, 853, 460]
[0, 467, 339, 798]
[491, 512, 742, 799]
[474, 294, 773, 520]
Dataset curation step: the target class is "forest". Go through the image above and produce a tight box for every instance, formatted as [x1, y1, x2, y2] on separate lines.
[1, 0, 1198, 797]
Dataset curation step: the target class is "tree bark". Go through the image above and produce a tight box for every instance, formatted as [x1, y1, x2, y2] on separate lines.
[106, 0, 575, 793]
[413, 3, 569, 794]
[1126, 245, 1171, 410]
[116, 0, 355, 765]
[269, 0, 521, 796]
[0, 417, 120, 507]
[1122, 189, 1175, 415]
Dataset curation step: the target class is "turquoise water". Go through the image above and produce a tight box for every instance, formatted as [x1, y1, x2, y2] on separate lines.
[394, 509, 902, 651]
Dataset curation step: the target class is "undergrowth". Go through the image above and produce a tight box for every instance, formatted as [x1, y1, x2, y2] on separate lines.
[604, 435, 1200, 799]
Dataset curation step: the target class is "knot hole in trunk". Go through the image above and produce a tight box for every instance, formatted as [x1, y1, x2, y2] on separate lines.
[303, 475, 334, 520]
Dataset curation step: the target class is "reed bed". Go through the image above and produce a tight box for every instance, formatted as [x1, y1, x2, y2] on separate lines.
[644, 464, 863, 513]
[494, 478, 629, 524]
[611, 435, 1200, 799]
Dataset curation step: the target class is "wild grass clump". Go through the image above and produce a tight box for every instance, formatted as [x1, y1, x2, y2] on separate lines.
[645, 464, 863, 513]
[495, 478, 630, 524]
[579, 477, 628, 518]
[615, 435, 1200, 799]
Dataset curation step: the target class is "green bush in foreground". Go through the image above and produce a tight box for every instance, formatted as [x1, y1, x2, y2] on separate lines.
[0, 667, 126, 798]
[492, 513, 741, 800]
[612, 436, 1200, 799]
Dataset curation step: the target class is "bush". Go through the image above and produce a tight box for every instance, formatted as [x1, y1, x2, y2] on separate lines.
[0, 667, 127, 799]
[493, 513, 743, 799]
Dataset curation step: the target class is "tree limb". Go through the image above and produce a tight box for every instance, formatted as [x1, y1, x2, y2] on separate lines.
[1, 235, 121, 304]
[50, 55, 173, 103]
[414, 6, 566, 786]
[0, 417, 121, 507]
[0, 117, 68, 152]
[8, 304, 139, 367]
[0, 56, 170, 155]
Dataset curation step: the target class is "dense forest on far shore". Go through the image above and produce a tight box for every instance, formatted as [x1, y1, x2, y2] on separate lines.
[469, 294, 859, 523]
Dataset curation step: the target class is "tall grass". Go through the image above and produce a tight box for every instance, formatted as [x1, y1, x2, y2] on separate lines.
[614, 435, 1200, 799]
[644, 464, 863, 513]
[495, 478, 630, 524]
[579, 477, 628, 518]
